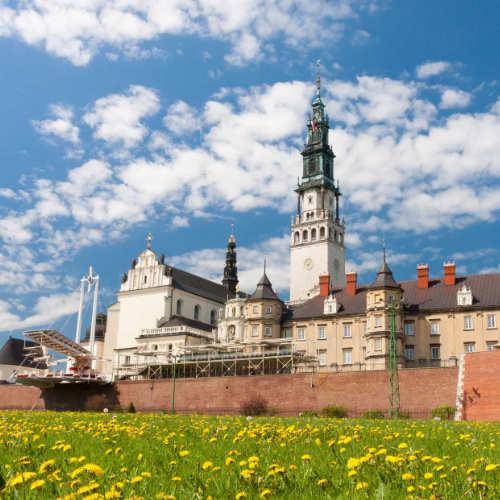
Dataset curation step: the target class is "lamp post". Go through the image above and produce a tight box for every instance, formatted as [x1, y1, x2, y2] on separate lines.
[387, 298, 400, 419]
[170, 352, 177, 415]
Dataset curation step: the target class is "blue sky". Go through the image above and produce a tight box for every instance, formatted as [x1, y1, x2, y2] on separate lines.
[0, 0, 499, 343]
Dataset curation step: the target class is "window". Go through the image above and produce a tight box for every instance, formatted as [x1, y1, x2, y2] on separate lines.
[251, 325, 258, 337]
[281, 327, 292, 339]
[302, 230, 308, 241]
[343, 348, 353, 365]
[228, 325, 236, 340]
[265, 305, 273, 314]
[144, 275, 147, 284]
[487, 341, 497, 351]
[152, 344, 158, 351]
[252, 305, 258, 314]
[430, 345, 440, 360]
[264, 326, 272, 337]
[124, 355, 131, 365]
[464, 342, 475, 353]
[231, 307, 236, 317]
[343, 323, 352, 338]
[194, 304, 201, 320]
[362, 346, 366, 359]
[374, 338, 382, 352]
[318, 325, 326, 340]
[294, 232, 300, 244]
[463, 315, 473, 330]
[374, 315, 382, 328]
[311, 228, 317, 241]
[404, 345, 415, 361]
[487, 314, 496, 329]
[297, 327, 306, 340]
[318, 350, 327, 367]
[430, 320, 440, 335]
[176, 299, 183, 315]
[210, 310, 217, 325]
[404, 321, 415, 336]
[320, 227, 325, 239]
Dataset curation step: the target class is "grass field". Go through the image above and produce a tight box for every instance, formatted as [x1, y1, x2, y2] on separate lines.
[0, 411, 498, 499]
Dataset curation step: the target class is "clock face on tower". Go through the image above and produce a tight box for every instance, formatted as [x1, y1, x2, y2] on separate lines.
[304, 258, 313, 270]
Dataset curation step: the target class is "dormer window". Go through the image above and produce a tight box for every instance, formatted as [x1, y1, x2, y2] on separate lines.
[144, 275, 147, 284]
[323, 294, 338, 315]
[457, 284, 473, 306]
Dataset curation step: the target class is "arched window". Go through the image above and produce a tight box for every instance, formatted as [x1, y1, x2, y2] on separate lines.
[194, 304, 201, 320]
[302, 230, 308, 241]
[228, 325, 236, 340]
[319, 226, 325, 239]
[232, 307, 236, 317]
[176, 299, 183, 315]
[143, 275, 148, 284]
[210, 309, 217, 325]
[294, 232, 300, 244]
[311, 228, 317, 241]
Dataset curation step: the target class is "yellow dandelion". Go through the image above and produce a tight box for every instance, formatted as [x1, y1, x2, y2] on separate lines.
[235, 493, 247, 499]
[355, 481, 369, 490]
[402, 473, 415, 481]
[317, 478, 328, 486]
[202, 461, 213, 471]
[6, 471, 37, 488]
[105, 490, 121, 499]
[260, 489, 271, 498]
[424, 472, 433, 480]
[348, 470, 357, 477]
[30, 479, 46, 490]
[226, 457, 235, 465]
[179, 450, 190, 458]
[398, 443, 408, 449]
[39, 459, 56, 473]
[407, 486, 415, 493]
[301, 454, 312, 462]
[240, 469, 254, 480]
[77, 482, 100, 495]
[171, 476, 182, 482]
[485, 464, 498, 472]
[131, 476, 143, 484]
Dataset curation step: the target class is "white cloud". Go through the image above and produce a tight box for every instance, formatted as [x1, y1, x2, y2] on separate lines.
[1, 75, 500, 272]
[0, 290, 80, 332]
[83, 85, 160, 148]
[163, 100, 201, 136]
[351, 29, 370, 46]
[32, 104, 80, 144]
[0, 188, 16, 199]
[440, 88, 472, 109]
[416, 60, 451, 79]
[170, 233, 290, 294]
[0, 1, 375, 66]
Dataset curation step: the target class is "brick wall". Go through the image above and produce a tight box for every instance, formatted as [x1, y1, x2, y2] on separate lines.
[462, 350, 500, 421]
[0, 367, 458, 417]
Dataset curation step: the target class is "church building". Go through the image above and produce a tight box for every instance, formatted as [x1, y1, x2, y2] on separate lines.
[99, 72, 499, 380]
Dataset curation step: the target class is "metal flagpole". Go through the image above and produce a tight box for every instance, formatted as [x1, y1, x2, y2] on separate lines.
[388, 298, 400, 418]
[75, 278, 86, 344]
[89, 270, 99, 370]
[170, 353, 177, 415]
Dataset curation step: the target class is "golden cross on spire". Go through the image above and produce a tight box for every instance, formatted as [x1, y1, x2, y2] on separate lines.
[146, 232, 153, 249]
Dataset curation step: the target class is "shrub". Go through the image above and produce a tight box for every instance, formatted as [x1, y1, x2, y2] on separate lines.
[431, 405, 455, 420]
[128, 402, 136, 413]
[362, 409, 385, 419]
[299, 411, 319, 418]
[321, 405, 347, 418]
[240, 396, 268, 416]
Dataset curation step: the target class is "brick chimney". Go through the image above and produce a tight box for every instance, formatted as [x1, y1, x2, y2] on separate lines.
[319, 274, 330, 297]
[346, 272, 357, 296]
[417, 264, 429, 289]
[443, 261, 456, 286]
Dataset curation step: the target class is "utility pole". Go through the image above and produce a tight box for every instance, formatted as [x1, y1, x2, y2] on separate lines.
[388, 298, 400, 418]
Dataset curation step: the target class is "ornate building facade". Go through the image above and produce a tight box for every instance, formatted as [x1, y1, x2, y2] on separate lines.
[100, 76, 499, 379]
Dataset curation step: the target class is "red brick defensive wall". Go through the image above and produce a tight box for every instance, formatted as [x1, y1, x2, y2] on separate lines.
[0, 367, 458, 417]
[462, 350, 500, 421]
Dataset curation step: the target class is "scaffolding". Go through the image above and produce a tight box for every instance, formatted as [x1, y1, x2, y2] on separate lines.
[115, 339, 317, 380]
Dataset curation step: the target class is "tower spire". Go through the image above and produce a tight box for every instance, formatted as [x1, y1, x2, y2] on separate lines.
[222, 226, 238, 299]
[315, 59, 321, 96]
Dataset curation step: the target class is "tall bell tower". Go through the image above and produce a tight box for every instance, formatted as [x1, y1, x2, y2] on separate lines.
[290, 62, 346, 302]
